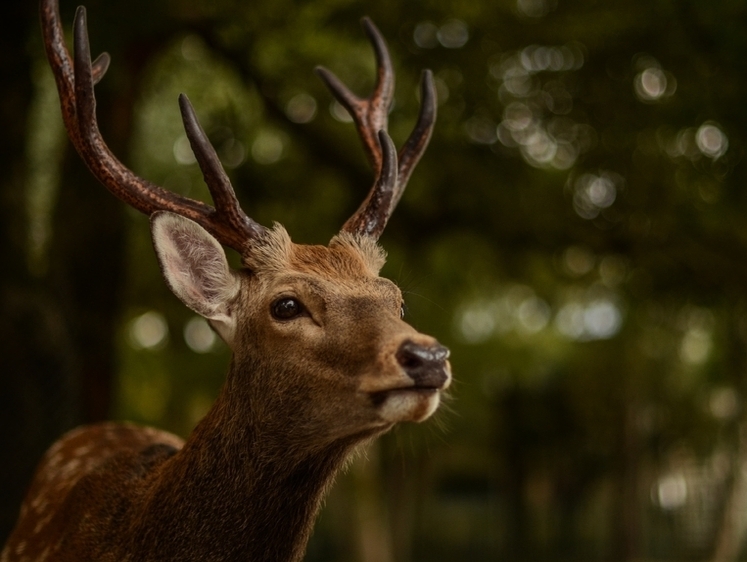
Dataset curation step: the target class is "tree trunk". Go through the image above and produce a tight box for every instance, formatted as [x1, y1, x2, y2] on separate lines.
[0, 1, 143, 543]
[0, 0, 79, 543]
[351, 442, 396, 562]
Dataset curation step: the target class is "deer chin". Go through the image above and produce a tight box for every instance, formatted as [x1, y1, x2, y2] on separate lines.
[373, 387, 442, 423]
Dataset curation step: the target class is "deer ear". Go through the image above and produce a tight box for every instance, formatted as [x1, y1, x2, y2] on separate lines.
[150, 211, 241, 345]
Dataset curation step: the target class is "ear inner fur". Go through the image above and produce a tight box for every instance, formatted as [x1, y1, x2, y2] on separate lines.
[151, 211, 240, 340]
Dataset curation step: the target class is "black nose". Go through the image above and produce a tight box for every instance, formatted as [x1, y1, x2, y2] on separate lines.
[396, 341, 450, 388]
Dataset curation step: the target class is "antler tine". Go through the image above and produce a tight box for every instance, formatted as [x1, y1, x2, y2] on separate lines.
[40, 0, 80, 148]
[91, 52, 110, 85]
[71, 8, 213, 224]
[392, 69, 436, 209]
[40, 0, 266, 257]
[316, 17, 437, 239]
[342, 130, 398, 238]
[315, 17, 394, 175]
[178, 94, 267, 244]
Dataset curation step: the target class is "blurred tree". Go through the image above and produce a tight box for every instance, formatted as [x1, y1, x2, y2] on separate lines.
[0, 0, 77, 541]
[5, 0, 747, 559]
[0, 0, 175, 542]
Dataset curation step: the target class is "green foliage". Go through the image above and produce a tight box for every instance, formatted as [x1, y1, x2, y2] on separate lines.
[13, 0, 747, 558]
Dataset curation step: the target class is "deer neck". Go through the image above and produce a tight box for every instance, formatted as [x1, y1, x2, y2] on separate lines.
[130, 357, 362, 562]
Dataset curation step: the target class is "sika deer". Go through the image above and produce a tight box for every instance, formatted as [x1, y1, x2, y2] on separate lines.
[1, 1, 449, 561]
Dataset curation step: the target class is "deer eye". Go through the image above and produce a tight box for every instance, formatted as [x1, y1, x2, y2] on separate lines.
[272, 297, 303, 320]
[400, 302, 406, 319]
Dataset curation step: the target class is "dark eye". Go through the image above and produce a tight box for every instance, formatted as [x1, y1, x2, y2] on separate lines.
[272, 297, 303, 320]
[400, 302, 406, 319]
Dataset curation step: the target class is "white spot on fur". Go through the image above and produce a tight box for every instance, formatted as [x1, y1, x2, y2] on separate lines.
[59, 425, 91, 442]
[47, 454, 64, 470]
[34, 499, 49, 514]
[34, 511, 54, 534]
[141, 428, 184, 449]
[61, 458, 81, 477]
[46, 441, 64, 457]
[31, 496, 45, 511]
[73, 445, 93, 457]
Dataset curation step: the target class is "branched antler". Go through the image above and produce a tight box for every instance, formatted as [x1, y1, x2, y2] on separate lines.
[40, 0, 267, 257]
[40, 0, 432, 247]
[316, 17, 437, 239]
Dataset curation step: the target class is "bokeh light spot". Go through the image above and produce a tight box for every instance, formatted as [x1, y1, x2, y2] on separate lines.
[572, 171, 623, 220]
[695, 123, 728, 159]
[517, 0, 556, 18]
[251, 131, 285, 164]
[655, 474, 688, 510]
[413, 22, 439, 49]
[129, 311, 169, 350]
[184, 316, 218, 353]
[285, 93, 317, 124]
[330, 101, 354, 123]
[437, 20, 469, 49]
[173, 134, 197, 165]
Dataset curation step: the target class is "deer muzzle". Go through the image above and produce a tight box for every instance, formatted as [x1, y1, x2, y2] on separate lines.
[364, 339, 450, 424]
[396, 340, 450, 389]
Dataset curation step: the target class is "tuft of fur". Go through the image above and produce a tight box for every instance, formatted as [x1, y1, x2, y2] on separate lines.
[329, 232, 387, 276]
[242, 224, 387, 280]
[241, 223, 295, 273]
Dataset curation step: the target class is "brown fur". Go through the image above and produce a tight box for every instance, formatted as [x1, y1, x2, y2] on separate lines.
[21, 2, 444, 556]
[1, 232, 450, 562]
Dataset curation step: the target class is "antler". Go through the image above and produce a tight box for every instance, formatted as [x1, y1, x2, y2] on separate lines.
[316, 17, 437, 239]
[39, 0, 267, 257]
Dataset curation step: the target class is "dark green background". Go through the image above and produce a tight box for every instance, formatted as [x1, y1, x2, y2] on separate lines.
[2, 0, 747, 560]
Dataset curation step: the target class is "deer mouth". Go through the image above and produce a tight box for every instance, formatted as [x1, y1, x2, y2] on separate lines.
[365, 354, 451, 419]
[369, 385, 439, 407]
[368, 383, 444, 423]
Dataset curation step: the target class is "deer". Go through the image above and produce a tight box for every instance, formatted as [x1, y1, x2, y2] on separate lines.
[1, 1, 450, 561]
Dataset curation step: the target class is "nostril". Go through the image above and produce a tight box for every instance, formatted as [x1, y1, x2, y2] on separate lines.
[396, 341, 450, 388]
[398, 351, 423, 371]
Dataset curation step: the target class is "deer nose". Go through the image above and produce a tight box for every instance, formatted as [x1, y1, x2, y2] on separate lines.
[396, 341, 450, 388]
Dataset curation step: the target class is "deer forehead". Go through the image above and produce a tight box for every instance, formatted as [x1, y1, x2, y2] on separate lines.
[245, 225, 387, 278]
[242, 226, 400, 303]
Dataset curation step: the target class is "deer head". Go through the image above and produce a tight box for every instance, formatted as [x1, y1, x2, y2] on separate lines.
[1, 2, 450, 560]
[37, 1, 449, 437]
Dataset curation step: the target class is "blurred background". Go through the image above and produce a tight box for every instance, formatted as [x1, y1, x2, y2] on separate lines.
[2, 0, 747, 560]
